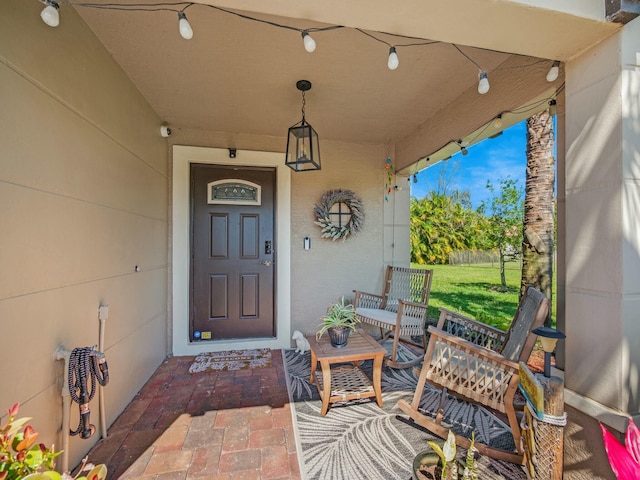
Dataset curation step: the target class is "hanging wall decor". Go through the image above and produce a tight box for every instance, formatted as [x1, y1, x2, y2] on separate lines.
[314, 189, 364, 241]
[385, 156, 394, 201]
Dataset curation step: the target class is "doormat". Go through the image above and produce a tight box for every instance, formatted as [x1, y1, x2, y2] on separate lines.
[188, 348, 272, 373]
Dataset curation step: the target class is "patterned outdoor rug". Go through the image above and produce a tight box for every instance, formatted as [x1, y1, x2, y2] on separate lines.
[284, 342, 527, 480]
[188, 348, 271, 373]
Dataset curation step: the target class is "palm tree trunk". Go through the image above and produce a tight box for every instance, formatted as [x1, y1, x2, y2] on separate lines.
[521, 110, 555, 325]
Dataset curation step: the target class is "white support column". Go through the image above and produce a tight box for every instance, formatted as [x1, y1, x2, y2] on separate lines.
[383, 174, 411, 268]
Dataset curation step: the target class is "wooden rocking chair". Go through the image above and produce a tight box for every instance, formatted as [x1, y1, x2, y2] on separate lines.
[353, 266, 434, 369]
[397, 286, 549, 464]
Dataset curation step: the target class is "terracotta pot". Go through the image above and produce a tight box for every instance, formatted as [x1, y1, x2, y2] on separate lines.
[327, 326, 350, 348]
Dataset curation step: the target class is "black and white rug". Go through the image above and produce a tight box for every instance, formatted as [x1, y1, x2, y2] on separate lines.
[284, 343, 527, 480]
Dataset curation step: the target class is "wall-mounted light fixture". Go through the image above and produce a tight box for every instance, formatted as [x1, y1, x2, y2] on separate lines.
[532, 326, 566, 378]
[285, 80, 321, 172]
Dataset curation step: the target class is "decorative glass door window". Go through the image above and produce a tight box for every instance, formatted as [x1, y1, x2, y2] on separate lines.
[207, 179, 261, 205]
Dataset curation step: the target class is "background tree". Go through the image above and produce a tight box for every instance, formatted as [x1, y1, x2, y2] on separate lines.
[521, 110, 555, 324]
[435, 158, 461, 197]
[479, 178, 524, 290]
[410, 191, 489, 264]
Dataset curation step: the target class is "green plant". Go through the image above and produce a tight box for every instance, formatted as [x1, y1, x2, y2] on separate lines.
[316, 297, 359, 340]
[0, 404, 106, 480]
[0, 403, 60, 480]
[427, 430, 478, 480]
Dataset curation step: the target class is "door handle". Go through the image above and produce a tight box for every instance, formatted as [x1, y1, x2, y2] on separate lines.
[259, 260, 273, 267]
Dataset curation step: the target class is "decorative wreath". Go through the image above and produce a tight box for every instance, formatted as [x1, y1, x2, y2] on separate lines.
[314, 189, 365, 241]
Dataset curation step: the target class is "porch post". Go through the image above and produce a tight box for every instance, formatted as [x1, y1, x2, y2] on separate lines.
[563, 16, 640, 430]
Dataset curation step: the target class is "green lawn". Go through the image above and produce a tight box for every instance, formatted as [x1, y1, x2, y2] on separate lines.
[412, 262, 555, 331]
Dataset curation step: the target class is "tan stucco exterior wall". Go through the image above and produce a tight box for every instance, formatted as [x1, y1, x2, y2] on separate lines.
[288, 140, 393, 334]
[564, 15, 640, 426]
[0, 0, 168, 468]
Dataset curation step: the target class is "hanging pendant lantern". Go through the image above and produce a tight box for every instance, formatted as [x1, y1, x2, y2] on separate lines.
[286, 80, 321, 172]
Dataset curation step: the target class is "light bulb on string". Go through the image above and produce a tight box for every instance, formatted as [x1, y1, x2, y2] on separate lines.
[493, 114, 503, 129]
[178, 11, 193, 40]
[387, 47, 399, 70]
[549, 99, 557, 116]
[413, 174, 418, 184]
[546, 61, 560, 82]
[457, 140, 469, 156]
[40, 0, 60, 27]
[302, 31, 316, 53]
[477, 71, 490, 94]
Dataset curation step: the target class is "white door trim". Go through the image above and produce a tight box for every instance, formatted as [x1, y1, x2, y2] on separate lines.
[172, 146, 291, 356]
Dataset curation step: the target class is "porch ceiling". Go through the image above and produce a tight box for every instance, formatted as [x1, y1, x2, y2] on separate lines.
[73, 0, 618, 161]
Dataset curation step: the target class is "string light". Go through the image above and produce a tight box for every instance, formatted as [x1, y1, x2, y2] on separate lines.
[457, 139, 469, 156]
[420, 84, 563, 171]
[37, 1, 558, 95]
[477, 71, 490, 94]
[493, 114, 503, 129]
[40, 0, 60, 27]
[177, 11, 193, 40]
[302, 31, 316, 53]
[546, 61, 560, 82]
[387, 47, 399, 70]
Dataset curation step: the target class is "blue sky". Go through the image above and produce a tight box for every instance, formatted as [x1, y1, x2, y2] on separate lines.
[410, 120, 529, 210]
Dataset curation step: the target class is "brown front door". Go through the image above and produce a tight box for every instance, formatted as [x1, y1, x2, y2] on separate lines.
[190, 164, 276, 341]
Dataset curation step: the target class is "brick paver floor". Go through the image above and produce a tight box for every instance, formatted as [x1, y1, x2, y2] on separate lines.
[85, 350, 300, 480]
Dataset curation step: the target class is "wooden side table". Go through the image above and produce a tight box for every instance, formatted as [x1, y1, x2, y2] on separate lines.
[306, 329, 388, 416]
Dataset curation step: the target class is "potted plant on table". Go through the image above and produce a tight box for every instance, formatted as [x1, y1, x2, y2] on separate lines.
[316, 297, 360, 348]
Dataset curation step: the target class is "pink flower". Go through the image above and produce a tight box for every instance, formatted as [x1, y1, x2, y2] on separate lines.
[601, 418, 640, 479]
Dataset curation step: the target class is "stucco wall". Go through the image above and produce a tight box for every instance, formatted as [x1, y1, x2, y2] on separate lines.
[0, 0, 168, 469]
[565, 17, 640, 418]
[289, 140, 390, 334]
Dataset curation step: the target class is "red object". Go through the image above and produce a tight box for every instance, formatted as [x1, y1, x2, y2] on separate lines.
[601, 418, 640, 479]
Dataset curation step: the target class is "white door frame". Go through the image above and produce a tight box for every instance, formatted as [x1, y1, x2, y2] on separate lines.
[172, 146, 291, 356]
